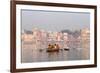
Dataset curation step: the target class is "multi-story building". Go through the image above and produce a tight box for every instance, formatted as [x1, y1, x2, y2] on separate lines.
[21, 30, 33, 43]
[81, 28, 90, 59]
[22, 27, 87, 50]
[63, 33, 69, 49]
[81, 28, 90, 49]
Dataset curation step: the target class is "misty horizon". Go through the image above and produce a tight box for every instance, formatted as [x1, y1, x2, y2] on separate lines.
[21, 9, 90, 32]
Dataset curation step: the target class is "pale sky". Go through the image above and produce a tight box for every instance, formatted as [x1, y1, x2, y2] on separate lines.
[21, 9, 90, 32]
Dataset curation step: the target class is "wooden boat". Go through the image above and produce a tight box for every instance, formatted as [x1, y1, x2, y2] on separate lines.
[47, 49, 59, 52]
[39, 49, 43, 52]
[47, 44, 59, 52]
[64, 48, 69, 51]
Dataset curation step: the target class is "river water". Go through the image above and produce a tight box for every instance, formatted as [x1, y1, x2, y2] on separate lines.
[21, 42, 90, 63]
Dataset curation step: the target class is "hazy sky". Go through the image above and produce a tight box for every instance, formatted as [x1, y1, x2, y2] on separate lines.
[21, 9, 90, 32]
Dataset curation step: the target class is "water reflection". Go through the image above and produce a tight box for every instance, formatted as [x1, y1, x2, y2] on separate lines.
[21, 43, 90, 63]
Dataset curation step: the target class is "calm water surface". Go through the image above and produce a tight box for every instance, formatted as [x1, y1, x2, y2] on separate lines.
[21, 43, 90, 63]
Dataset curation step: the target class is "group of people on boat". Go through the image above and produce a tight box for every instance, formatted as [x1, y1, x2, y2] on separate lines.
[47, 44, 60, 52]
[47, 43, 70, 52]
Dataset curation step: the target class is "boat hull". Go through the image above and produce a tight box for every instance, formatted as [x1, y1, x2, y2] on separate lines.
[47, 49, 59, 52]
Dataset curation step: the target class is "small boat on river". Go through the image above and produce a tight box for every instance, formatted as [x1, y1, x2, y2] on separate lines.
[47, 44, 59, 52]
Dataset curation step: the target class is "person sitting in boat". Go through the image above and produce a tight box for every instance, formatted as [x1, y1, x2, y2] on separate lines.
[54, 44, 59, 50]
[48, 44, 52, 49]
[56, 44, 60, 49]
[54, 44, 57, 49]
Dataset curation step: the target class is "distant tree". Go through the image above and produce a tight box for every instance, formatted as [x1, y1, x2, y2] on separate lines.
[61, 29, 81, 38]
[61, 29, 72, 34]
